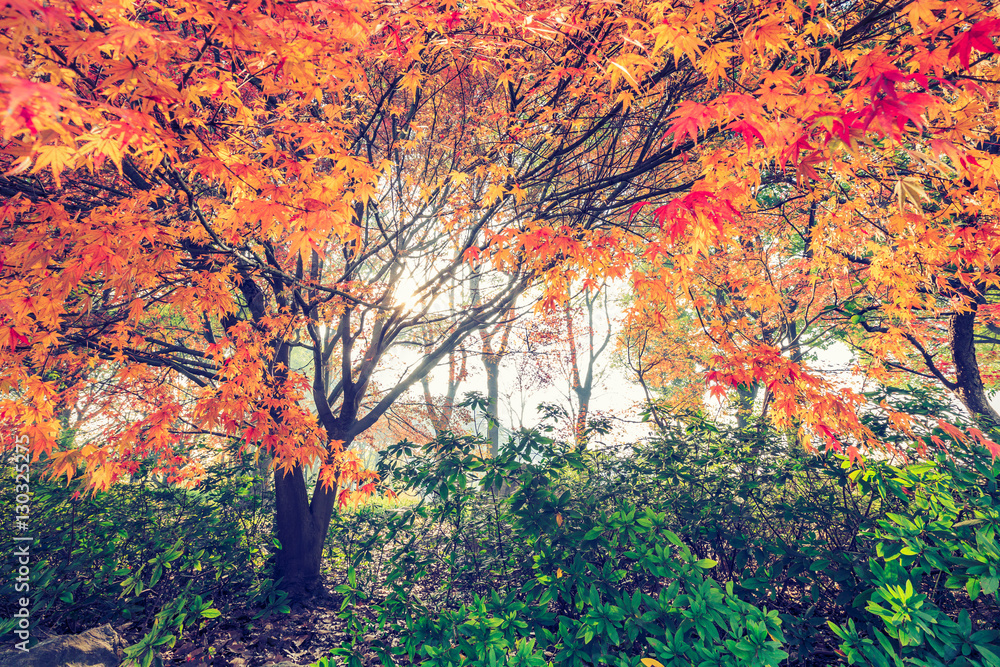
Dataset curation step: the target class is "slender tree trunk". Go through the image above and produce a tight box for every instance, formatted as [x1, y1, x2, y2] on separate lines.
[420, 343, 465, 436]
[565, 289, 610, 449]
[422, 376, 447, 435]
[565, 300, 584, 446]
[470, 273, 517, 457]
[574, 391, 590, 446]
[483, 356, 501, 458]
[734, 383, 756, 431]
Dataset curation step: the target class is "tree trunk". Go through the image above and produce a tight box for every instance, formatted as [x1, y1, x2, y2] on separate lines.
[566, 290, 611, 449]
[572, 382, 591, 450]
[273, 464, 337, 599]
[473, 277, 514, 458]
[734, 383, 757, 431]
[565, 300, 585, 447]
[483, 356, 501, 458]
[950, 307, 1000, 430]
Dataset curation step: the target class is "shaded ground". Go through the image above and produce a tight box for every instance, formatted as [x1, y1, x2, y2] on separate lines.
[154, 567, 354, 667]
[8, 536, 995, 666]
[4, 547, 847, 667]
[1, 566, 352, 667]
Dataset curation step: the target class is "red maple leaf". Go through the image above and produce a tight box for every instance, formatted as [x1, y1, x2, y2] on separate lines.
[728, 119, 764, 150]
[949, 18, 1000, 69]
[664, 101, 718, 149]
[628, 200, 649, 222]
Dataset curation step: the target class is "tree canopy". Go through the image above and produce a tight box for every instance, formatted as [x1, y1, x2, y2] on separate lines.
[3, 0, 1000, 593]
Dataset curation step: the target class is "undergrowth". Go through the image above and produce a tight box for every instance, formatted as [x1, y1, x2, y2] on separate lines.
[321, 391, 1000, 667]
[0, 451, 283, 667]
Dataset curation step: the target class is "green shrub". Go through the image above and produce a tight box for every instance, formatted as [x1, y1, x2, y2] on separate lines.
[0, 451, 277, 666]
[320, 390, 1000, 667]
[829, 432, 1000, 666]
[327, 423, 789, 667]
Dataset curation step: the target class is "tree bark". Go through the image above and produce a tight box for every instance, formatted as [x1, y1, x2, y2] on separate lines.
[565, 290, 611, 449]
[268, 317, 338, 600]
[473, 274, 515, 459]
[273, 464, 338, 598]
[950, 306, 1000, 430]
[483, 355, 501, 457]
[734, 383, 757, 431]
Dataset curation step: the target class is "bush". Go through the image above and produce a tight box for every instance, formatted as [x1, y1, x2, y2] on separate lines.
[0, 451, 278, 667]
[829, 433, 1000, 666]
[328, 424, 789, 667]
[320, 391, 1000, 667]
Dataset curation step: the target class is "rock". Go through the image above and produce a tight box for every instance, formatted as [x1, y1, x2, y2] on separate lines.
[0, 624, 125, 667]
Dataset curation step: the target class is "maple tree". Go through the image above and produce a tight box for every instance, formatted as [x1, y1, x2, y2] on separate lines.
[611, 0, 1000, 453]
[0, 0, 710, 596]
[1, 0, 539, 594]
[4, 0, 1000, 599]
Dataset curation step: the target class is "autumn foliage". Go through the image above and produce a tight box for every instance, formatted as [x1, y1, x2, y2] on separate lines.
[3, 0, 1000, 595]
[616, 0, 1000, 453]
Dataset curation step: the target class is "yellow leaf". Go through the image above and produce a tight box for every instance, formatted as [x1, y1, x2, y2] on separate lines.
[80, 133, 125, 173]
[894, 176, 931, 212]
[610, 60, 641, 91]
[32, 144, 76, 187]
[641, 659, 665, 667]
[401, 70, 422, 96]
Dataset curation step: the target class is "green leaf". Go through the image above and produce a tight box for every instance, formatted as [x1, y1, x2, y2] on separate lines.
[664, 531, 684, 548]
[968, 578, 982, 601]
[977, 645, 1000, 667]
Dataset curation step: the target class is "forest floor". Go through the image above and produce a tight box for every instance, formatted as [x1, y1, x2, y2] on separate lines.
[22, 523, 994, 667]
[10, 547, 995, 667]
[0, 565, 357, 667]
[157, 566, 359, 667]
[10, 557, 850, 667]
